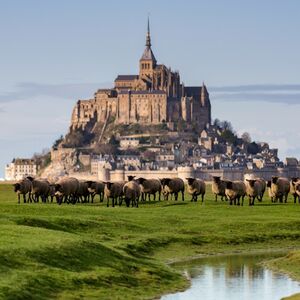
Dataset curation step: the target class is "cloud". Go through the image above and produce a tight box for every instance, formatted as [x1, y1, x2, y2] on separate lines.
[1, 82, 300, 105]
[211, 84, 300, 92]
[0, 82, 112, 103]
[210, 84, 300, 105]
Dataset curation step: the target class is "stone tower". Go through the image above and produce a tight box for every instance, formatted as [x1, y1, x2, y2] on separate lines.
[139, 18, 157, 80]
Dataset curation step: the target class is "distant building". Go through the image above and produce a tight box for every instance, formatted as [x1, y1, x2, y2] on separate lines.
[70, 18, 211, 132]
[5, 158, 37, 181]
[120, 137, 140, 149]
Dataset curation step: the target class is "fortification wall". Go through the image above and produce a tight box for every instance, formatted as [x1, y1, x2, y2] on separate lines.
[104, 167, 300, 183]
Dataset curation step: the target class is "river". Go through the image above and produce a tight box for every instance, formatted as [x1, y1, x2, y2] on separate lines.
[161, 253, 300, 300]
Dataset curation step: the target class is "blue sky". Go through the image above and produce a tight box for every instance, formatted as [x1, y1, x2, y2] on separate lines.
[0, 0, 300, 177]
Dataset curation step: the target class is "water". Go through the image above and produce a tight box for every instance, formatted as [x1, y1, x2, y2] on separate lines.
[161, 253, 300, 300]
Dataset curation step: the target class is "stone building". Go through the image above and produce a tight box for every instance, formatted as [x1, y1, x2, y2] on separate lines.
[5, 158, 37, 181]
[71, 19, 211, 131]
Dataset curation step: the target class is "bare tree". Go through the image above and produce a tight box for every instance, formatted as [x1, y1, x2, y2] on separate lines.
[241, 132, 252, 144]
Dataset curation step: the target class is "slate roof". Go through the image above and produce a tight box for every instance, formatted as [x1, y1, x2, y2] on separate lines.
[140, 47, 157, 63]
[115, 75, 139, 81]
[184, 86, 202, 97]
[119, 90, 166, 95]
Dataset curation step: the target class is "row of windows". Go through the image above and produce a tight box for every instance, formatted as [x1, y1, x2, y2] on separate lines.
[141, 63, 151, 70]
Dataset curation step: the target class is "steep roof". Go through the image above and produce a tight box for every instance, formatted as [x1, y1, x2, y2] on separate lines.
[140, 47, 157, 62]
[184, 86, 202, 97]
[140, 17, 157, 64]
[119, 90, 165, 95]
[115, 75, 139, 81]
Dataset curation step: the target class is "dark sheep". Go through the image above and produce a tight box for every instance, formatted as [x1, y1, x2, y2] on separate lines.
[13, 178, 32, 204]
[136, 177, 161, 201]
[161, 178, 185, 201]
[186, 178, 206, 202]
[86, 181, 105, 202]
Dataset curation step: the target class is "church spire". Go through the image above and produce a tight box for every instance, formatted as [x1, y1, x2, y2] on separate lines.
[146, 16, 151, 48]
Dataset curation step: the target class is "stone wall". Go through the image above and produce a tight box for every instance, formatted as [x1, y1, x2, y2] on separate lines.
[96, 167, 300, 183]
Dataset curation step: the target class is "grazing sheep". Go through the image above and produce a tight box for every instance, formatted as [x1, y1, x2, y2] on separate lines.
[48, 184, 56, 203]
[290, 178, 300, 204]
[27, 176, 50, 203]
[256, 178, 266, 201]
[295, 181, 300, 204]
[136, 178, 161, 201]
[245, 179, 265, 206]
[13, 178, 32, 204]
[54, 177, 79, 205]
[225, 181, 246, 206]
[104, 181, 125, 207]
[123, 181, 141, 207]
[77, 181, 90, 203]
[160, 178, 185, 201]
[212, 176, 226, 201]
[86, 181, 105, 202]
[127, 175, 136, 182]
[186, 178, 206, 202]
[270, 176, 290, 203]
[267, 180, 275, 202]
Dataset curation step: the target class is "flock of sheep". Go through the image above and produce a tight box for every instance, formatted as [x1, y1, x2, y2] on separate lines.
[12, 175, 300, 207]
[212, 176, 300, 205]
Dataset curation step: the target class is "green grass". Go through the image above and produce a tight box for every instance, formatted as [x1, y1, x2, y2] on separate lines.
[1, 183, 300, 299]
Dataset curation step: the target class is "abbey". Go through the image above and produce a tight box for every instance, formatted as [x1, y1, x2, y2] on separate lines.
[71, 20, 211, 131]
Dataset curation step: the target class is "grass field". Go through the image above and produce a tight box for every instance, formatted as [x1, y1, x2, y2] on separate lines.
[1, 183, 300, 299]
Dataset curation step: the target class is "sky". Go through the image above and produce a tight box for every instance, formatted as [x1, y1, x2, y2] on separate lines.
[0, 0, 300, 178]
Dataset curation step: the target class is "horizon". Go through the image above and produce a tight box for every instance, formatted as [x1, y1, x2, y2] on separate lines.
[1, 0, 300, 177]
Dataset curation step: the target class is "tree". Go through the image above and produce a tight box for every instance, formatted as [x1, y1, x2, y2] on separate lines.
[53, 135, 64, 148]
[213, 118, 221, 128]
[247, 142, 260, 155]
[221, 129, 237, 145]
[220, 120, 233, 132]
[94, 144, 118, 155]
[241, 132, 252, 144]
[109, 135, 119, 145]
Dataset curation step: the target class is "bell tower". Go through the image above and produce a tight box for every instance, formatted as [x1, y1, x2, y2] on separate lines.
[139, 17, 157, 79]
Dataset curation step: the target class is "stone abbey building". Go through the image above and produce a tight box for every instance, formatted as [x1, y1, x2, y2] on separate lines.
[71, 20, 211, 131]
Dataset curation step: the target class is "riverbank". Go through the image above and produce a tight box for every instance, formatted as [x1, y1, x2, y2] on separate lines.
[265, 251, 300, 300]
[1, 183, 300, 299]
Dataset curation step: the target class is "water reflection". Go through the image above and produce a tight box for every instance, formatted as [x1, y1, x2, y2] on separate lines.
[162, 253, 300, 300]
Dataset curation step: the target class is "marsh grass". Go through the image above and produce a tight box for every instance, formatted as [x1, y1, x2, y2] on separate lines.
[1, 183, 300, 299]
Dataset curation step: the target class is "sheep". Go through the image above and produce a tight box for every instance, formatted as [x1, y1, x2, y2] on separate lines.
[211, 176, 226, 201]
[123, 181, 141, 207]
[225, 180, 246, 206]
[77, 181, 91, 203]
[270, 176, 290, 203]
[13, 178, 32, 204]
[48, 184, 56, 203]
[104, 181, 125, 207]
[127, 175, 136, 182]
[135, 178, 161, 201]
[54, 177, 79, 205]
[295, 181, 300, 204]
[85, 181, 105, 203]
[267, 180, 275, 202]
[186, 178, 206, 202]
[245, 179, 266, 206]
[256, 178, 266, 201]
[27, 176, 50, 203]
[160, 178, 185, 201]
[290, 178, 300, 204]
